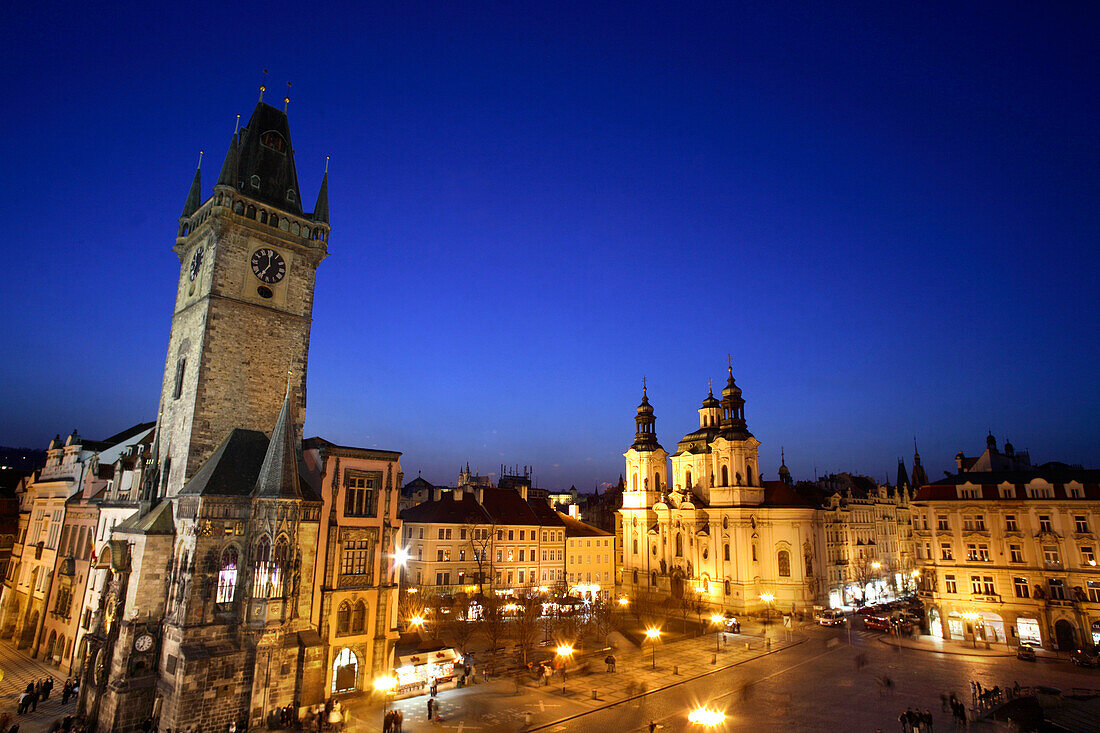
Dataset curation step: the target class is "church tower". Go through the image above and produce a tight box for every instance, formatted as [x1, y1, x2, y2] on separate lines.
[622, 383, 668, 510]
[154, 97, 330, 498]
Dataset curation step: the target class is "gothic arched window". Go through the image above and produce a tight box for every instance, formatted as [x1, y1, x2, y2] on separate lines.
[336, 601, 350, 635]
[216, 546, 239, 604]
[252, 537, 271, 597]
[272, 536, 289, 597]
[351, 600, 366, 633]
[632, 537, 638, 555]
[777, 550, 791, 577]
[675, 533, 683, 557]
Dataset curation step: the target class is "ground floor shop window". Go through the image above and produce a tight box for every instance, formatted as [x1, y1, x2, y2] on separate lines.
[1016, 617, 1041, 646]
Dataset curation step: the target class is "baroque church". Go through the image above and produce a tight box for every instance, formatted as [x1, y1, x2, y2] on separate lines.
[618, 366, 820, 615]
[78, 94, 401, 732]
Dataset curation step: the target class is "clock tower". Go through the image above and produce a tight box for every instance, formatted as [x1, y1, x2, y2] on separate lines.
[153, 99, 330, 498]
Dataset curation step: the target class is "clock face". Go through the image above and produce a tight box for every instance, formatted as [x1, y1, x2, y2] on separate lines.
[251, 248, 286, 284]
[189, 247, 204, 281]
[134, 633, 154, 652]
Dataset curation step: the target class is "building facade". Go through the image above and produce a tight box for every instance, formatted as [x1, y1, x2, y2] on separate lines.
[618, 369, 820, 616]
[302, 438, 403, 696]
[914, 435, 1100, 651]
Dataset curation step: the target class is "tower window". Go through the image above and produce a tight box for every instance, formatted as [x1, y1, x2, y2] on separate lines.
[216, 546, 239, 604]
[172, 358, 186, 400]
[260, 131, 286, 153]
[250, 175, 260, 189]
[287, 189, 296, 202]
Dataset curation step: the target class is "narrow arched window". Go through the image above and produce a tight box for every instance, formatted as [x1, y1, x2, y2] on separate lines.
[724, 544, 730, 562]
[250, 175, 260, 189]
[351, 600, 366, 633]
[252, 537, 271, 597]
[777, 550, 791, 577]
[685, 471, 692, 489]
[654, 472, 662, 489]
[270, 215, 279, 229]
[675, 533, 683, 557]
[746, 464, 754, 486]
[632, 537, 638, 555]
[721, 465, 729, 486]
[631, 473, 638, 491]
[217, 546, 238, 603]
[336, 601, 350, 634]
[272, 536, 289, 596]
[246, 205, 256, 219]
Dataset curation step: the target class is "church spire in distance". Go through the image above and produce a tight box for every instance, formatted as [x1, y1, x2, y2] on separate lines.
[631, 378, 661, 451]
[313, 156, 329, 224]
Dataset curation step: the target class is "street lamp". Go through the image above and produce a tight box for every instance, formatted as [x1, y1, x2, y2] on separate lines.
[374, 674, 397, 724]
[645, 628, 661, 669]
[709, 614, 724, 657]
[556, 645, 574, 693]
[962, 611, 983, 648]
[618, 596, 629, 607]
[688, 707, 726, 727]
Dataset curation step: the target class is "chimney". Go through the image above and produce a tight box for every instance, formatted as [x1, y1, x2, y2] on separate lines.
[519, 485, 528, 500]
[955, 452, 965, 472]
[475, 486, 485, 505]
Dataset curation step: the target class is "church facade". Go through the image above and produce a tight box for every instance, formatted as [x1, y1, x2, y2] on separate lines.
[77, 95, 401, 733]
[618, 368, 821, 616]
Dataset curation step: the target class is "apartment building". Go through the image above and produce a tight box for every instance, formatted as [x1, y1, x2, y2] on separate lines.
[913, 435, 1100, 651]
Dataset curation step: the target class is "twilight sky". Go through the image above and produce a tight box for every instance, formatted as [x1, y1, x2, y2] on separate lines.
[1, 2, 1097, 490]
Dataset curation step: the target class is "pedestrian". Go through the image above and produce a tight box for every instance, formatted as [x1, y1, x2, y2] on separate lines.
[382, 711, 391, 733]
[61, 681, 71, 705]
[17, 692, 29, 715]
[9, 725, 19, 733]
[426, 698, 433, 722]
[31, 687, 39, 713]
[898, 710, 910, 732]
[923, 710, 934, 732]
[44, 678, 54, 700]
[648, 722, 657, 733]
[395, 709, 402, 733]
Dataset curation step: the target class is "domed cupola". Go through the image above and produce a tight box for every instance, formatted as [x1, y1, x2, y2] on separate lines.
[719, 361, 749, 436]
[778, 448, 792, 486]
[698, 382, 722, 430]
[631, 380, 661, 451]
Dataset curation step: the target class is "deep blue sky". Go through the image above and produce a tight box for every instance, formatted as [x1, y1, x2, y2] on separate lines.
[2, 2, 1097, 490]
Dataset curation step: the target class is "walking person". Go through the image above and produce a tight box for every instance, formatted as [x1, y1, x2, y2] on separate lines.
[394, 709, 403, 733]
[426, 698, 433, 722]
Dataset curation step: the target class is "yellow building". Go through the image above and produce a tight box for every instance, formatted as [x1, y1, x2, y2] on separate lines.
[558, 508, 614, 600]
[914, 435, 1100, 651]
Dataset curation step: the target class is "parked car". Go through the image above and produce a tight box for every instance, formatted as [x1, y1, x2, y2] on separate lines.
[1016, 643, 1038, 661]
[723, 612, 741, 632]
[817, 609, 847, 627]
[1071, 649, 1099, 668]
[855, 605, 880, 616]
[863, 615, 893, 631]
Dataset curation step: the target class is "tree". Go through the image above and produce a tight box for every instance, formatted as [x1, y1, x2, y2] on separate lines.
[676, 586, 704, 634]
[589, 597, 617, 646]
[478, 594, 508, 660]
[463, 515, 496, 596]
[512, 595, 543, 666]
[398, 586, 426, 632]
[848, 552, 877, 605]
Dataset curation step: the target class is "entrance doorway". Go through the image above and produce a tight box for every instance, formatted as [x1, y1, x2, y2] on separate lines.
[331, 647, 359, 694]
[929, 608, 943, 638]
[980, 612, 1005, 643]
[1054, 619, 1077, 651]
[947, 612, 964, 640]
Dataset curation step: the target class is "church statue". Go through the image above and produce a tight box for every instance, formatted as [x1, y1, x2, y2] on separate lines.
[659, 558, 667, 575]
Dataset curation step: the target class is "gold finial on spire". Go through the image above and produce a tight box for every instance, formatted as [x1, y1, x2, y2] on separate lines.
[197, 150, 203, 169]
[284, 81, 291, 112]
[234, 113, 241, 134]
[727, 353, 732, 371]
[260, 69, 268, 101]
[708, 378, 713, 393]
[642, 376, 647, 396]
[325, 155, 330, 173]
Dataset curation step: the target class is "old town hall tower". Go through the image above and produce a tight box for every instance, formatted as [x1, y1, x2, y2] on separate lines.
[156, 98, 329, 499]
[79, 94, 333, 733]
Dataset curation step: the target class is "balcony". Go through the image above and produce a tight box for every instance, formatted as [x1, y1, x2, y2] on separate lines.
[1047, 598, 1075, 608]
[1044, 561, 1064, 571]
[970, 594, 1002, 604]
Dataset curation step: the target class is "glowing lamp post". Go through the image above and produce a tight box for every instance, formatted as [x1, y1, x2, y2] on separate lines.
[710, 614, 724, 657]
[374, 674, 397, 723]
[556, 645, 574, 693]
[759, 593, 775, 638]
[646, 628, 661, 669]
[688, 707, 726, 727]
[962, 611, 983, 648]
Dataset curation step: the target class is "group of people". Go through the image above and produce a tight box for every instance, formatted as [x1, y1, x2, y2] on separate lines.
[897, 707, 934, 732]
[17, 677, 61, 715]
[381, 708, 404, 732]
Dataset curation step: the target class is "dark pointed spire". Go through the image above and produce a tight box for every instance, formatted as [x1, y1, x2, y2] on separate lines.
[313, 158, 329, 223]
[216, 127, 240, 188]
[911, 438, 929, 488]
[253, 378, 301, 499]
[896, 458, 910, 490]
[778, 447, 792, 486]
[181, 153, 203, 218]
[234, 100, 303, 215]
